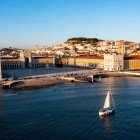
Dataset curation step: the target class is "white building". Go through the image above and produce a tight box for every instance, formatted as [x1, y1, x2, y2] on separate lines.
[104, 53, 123, 71]
[100, 45, 110, 51]
[56, 50, 64, 56]
[75, 44, 87, 50]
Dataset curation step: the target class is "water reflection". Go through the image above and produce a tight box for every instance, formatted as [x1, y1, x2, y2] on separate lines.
[4, 67, 83, 78]
[0, 89, 4, 117]
[99, 115, 115, 139]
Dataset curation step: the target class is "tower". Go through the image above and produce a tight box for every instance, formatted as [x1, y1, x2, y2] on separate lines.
[19, 51, 25, 68]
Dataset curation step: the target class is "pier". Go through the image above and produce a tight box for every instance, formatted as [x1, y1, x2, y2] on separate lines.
[1, 69, 102, 90]
[2, 69, 140, 91]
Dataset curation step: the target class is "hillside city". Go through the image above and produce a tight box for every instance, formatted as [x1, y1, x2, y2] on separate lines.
[29, 38, 140, 57]
[0, 38, 140, 71]
[1, 38, 140, 57]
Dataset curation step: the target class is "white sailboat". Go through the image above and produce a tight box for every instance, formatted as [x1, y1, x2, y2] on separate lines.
[99, 90, 115, 116]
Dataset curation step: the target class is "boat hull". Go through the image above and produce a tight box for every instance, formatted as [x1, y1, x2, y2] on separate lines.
[99, 109, 115, 116]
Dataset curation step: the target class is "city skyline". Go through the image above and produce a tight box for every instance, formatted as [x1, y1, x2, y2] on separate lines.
[0, 0, 140, 48]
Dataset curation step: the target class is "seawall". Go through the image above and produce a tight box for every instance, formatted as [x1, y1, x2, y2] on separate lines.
[12, 77, 63, 91]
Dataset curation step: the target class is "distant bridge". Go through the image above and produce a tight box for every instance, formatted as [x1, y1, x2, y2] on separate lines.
[1, 69, 104, 89]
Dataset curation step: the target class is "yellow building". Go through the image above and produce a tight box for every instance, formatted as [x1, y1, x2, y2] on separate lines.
[61, 56, 104, 68]
[75, 56, 103, 68]
[124, 56, 140, 70]
[3, 54, 140, 71]
[32, 56, 53, 67]
[117, 45, 125, 55]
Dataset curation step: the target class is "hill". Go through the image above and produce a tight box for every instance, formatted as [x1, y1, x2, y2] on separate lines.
[66, 37, 104, 44]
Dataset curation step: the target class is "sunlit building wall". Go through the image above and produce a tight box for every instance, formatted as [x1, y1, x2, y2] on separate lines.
[104, 53, 124, 71]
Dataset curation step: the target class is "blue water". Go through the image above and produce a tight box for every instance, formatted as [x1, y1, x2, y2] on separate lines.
[3, 67, 81, 78]
[0, 77, 140, 140]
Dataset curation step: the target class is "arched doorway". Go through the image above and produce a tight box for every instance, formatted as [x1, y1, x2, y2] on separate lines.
[25, 57, 29, 68]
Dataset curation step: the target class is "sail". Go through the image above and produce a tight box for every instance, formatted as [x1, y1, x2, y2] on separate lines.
[103, 91, 110, 109]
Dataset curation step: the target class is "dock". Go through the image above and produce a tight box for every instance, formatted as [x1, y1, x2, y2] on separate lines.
[2, 69, 140, 91]
[1, 69, 99, 90]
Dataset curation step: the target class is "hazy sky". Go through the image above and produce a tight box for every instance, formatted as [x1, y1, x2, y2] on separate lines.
[0, 0, 140, 48]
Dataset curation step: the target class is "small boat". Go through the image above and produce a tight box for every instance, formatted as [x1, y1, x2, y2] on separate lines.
[43, 64, 51, 70]
[99, 76, 101, 83]
[92, 75, 94, 84]
[99, 90, 115, 116]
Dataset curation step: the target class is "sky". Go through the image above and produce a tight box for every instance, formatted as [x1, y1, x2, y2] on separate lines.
[0, 0, 140, 48]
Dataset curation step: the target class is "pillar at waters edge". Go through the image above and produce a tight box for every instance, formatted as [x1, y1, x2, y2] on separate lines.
[0, 57, 2, 80]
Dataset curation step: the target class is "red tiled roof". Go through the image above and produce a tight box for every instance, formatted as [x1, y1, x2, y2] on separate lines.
[76, 55, 103, 59]
[33, 56, 53, 58]
[1, 56, 19, 59]
[124, 55, 140, 60]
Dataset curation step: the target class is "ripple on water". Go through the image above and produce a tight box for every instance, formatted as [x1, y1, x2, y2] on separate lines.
[0, 77, 140, 140]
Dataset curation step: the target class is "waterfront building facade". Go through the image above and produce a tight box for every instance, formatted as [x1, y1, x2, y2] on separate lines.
[60, 56, 104, 68]
[32, 56, 54, 67]
[2, 53, 140, 71]
[124, 56, 140, 70]
[1, 50, 25, 69]
[104, 53, 124, 71]
[74, 56, 103, 68]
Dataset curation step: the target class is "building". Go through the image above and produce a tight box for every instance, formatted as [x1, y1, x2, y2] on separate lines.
[104, 53, 123, 71]
[31, 56, 54, 67]
[124, 55, 140, 70]
[1, 56, 24, 69]
[1, 51, 25, 69]
[60, 55, 104, 68]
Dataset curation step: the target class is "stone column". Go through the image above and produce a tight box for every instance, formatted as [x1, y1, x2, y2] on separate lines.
[53, 56, 56, 66]
[19, 51, 25, 68]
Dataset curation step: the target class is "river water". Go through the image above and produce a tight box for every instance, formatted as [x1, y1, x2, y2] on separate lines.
[0, 69, 140, 140]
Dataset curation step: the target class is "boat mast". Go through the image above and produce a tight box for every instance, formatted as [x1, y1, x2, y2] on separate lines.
[108, 87, 115, 109]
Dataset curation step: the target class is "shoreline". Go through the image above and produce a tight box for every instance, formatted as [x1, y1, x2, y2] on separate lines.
[11, 77, 63, 91]
[2, 70, 140, 91]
